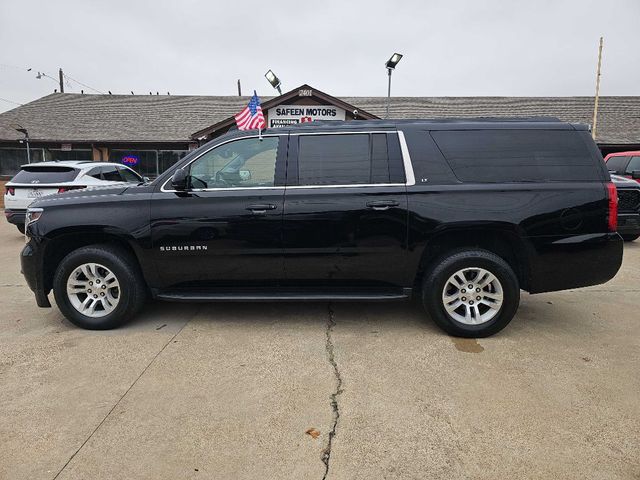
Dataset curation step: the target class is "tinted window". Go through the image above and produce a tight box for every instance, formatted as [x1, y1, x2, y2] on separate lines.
[101, 166, 123, 182]
[431, 130, 601, 183]
[118, 166, 142, 183]
[297, 133, 400, 185]
[606, 155, 629, 173]
[11, 166, 78, 183]
[189, 137, 279, 189]
[625, 156, 640, 174]
[86, 167, 102, 179]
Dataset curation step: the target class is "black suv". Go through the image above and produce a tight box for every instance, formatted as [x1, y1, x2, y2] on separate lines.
[20, 119, 623, 337]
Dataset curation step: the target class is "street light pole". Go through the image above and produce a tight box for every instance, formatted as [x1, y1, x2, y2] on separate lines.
[384, 53, 403, 119]
[386, 67, 393, 119]
[10, 123, 31, 164]
[24, 133, 31, 164]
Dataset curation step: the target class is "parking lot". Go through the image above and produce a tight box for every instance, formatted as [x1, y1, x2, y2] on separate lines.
[0, 219, 638, 480]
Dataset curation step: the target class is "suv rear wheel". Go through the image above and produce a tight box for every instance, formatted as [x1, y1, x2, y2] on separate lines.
[422, 249, 520, 337]
[53, 244, 146, 329]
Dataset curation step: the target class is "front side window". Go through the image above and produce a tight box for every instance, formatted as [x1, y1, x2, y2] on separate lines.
[188, 137, 279, 189]
[118, 166, 143, 183]
[625, 156, 640, 174]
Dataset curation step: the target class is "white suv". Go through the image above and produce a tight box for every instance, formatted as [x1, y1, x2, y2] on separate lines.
[4, 161, 143, 233]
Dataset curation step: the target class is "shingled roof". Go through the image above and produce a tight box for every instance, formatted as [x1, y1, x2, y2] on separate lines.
[0, 92, 638, 145]
[346, 96, 640, 145]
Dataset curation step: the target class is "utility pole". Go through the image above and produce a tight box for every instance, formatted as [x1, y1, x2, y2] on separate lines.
[59, 68, 65, 93]
[592, 37, 603, 140]
[237, 79, 242, 96]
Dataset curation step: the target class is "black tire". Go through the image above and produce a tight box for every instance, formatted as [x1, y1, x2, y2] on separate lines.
[422, 249, 520, 338]
[16, 224, 25, 234]
[622, 234, 639, 242]
[53, 244, 146, 330]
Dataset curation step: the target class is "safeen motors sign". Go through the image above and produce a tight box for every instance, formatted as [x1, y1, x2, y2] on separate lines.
[267, 105, 346, 128]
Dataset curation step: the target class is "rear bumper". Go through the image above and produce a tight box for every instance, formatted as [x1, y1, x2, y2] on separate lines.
[527, 232, 623, 294]
[4, 209, 26, 226]
[20, 239, 51, 308]
[617, 213, 640, 236]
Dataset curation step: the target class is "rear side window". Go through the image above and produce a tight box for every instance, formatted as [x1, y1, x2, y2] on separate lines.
[296, 133, 404, 185]
[11, 166, 78, 183]
[606, 155, 629, 173]
[431, 130, 601, 183]
[100, 166, 123, 182]
[85, 167, 102, 179]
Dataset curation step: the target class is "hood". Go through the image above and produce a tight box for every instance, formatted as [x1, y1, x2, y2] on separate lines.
[29, 184, 132, 208]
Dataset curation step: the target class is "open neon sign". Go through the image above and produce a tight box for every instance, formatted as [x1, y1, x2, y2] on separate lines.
[121, 155, 139, 166]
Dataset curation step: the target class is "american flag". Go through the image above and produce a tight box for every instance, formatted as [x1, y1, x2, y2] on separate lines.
[234, 91, 266, 131]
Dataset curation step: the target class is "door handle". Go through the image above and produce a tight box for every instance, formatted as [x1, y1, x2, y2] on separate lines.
[366, 200, 400, 211]
[246, 204, 277, 214]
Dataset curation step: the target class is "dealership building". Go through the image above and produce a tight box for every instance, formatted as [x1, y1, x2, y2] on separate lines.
[1, 83, 639, 180]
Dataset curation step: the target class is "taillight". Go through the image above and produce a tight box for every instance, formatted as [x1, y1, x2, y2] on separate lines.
[606, 182, 618, 232]
[5, 187, 15, 196]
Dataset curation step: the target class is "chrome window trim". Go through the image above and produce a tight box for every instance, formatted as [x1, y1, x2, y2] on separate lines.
[397, 130, 415, 186]
[286, 183, 405, 190]
[289, 130, 393, 136]
[186, 186, 286, 193]
[160, 130, 416, 193]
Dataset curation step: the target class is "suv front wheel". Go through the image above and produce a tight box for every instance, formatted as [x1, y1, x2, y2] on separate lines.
[422, 249, 520, 337]
[53, 244, 146, 329]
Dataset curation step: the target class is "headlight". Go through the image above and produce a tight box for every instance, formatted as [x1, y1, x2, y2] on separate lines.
[25, 207, 43, 225]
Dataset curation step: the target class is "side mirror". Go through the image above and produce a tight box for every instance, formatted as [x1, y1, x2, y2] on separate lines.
[239, 170, 251, 182]
[631, 170, 640, 180]
[143, 176, 150, 183]
[171, 168, 188, 191]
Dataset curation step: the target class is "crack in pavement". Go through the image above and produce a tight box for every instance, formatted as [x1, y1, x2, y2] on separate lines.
[51, 306, 199, 480]
[321, 303, 343, 480]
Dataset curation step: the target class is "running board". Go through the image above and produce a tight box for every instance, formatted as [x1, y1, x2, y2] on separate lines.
[156, 288, 412, 303]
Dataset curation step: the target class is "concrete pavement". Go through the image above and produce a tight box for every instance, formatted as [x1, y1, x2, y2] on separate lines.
[0, 219, 638, 479]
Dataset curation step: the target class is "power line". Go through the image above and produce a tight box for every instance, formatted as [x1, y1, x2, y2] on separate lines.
[0, 96, 23, 106]
[62, 72, 104, 94]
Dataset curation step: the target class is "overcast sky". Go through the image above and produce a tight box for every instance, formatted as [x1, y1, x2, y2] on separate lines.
[1, 0, 638, 113]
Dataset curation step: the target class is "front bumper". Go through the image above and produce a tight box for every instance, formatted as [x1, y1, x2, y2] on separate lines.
[5, 209, 26, 226]
[20, 239, 51, 308]
[617, 213, 640, 236]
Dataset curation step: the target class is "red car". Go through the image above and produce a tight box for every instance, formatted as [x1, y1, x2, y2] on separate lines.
[604, 151, 640, 182]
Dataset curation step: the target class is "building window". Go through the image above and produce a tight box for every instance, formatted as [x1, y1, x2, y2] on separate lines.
[109, 150, 189, 178]
[110, 150, 159, 178]
[158, 150, 189, 174]
[44, 149, 92, 161]
[0, 148, 44, 177]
